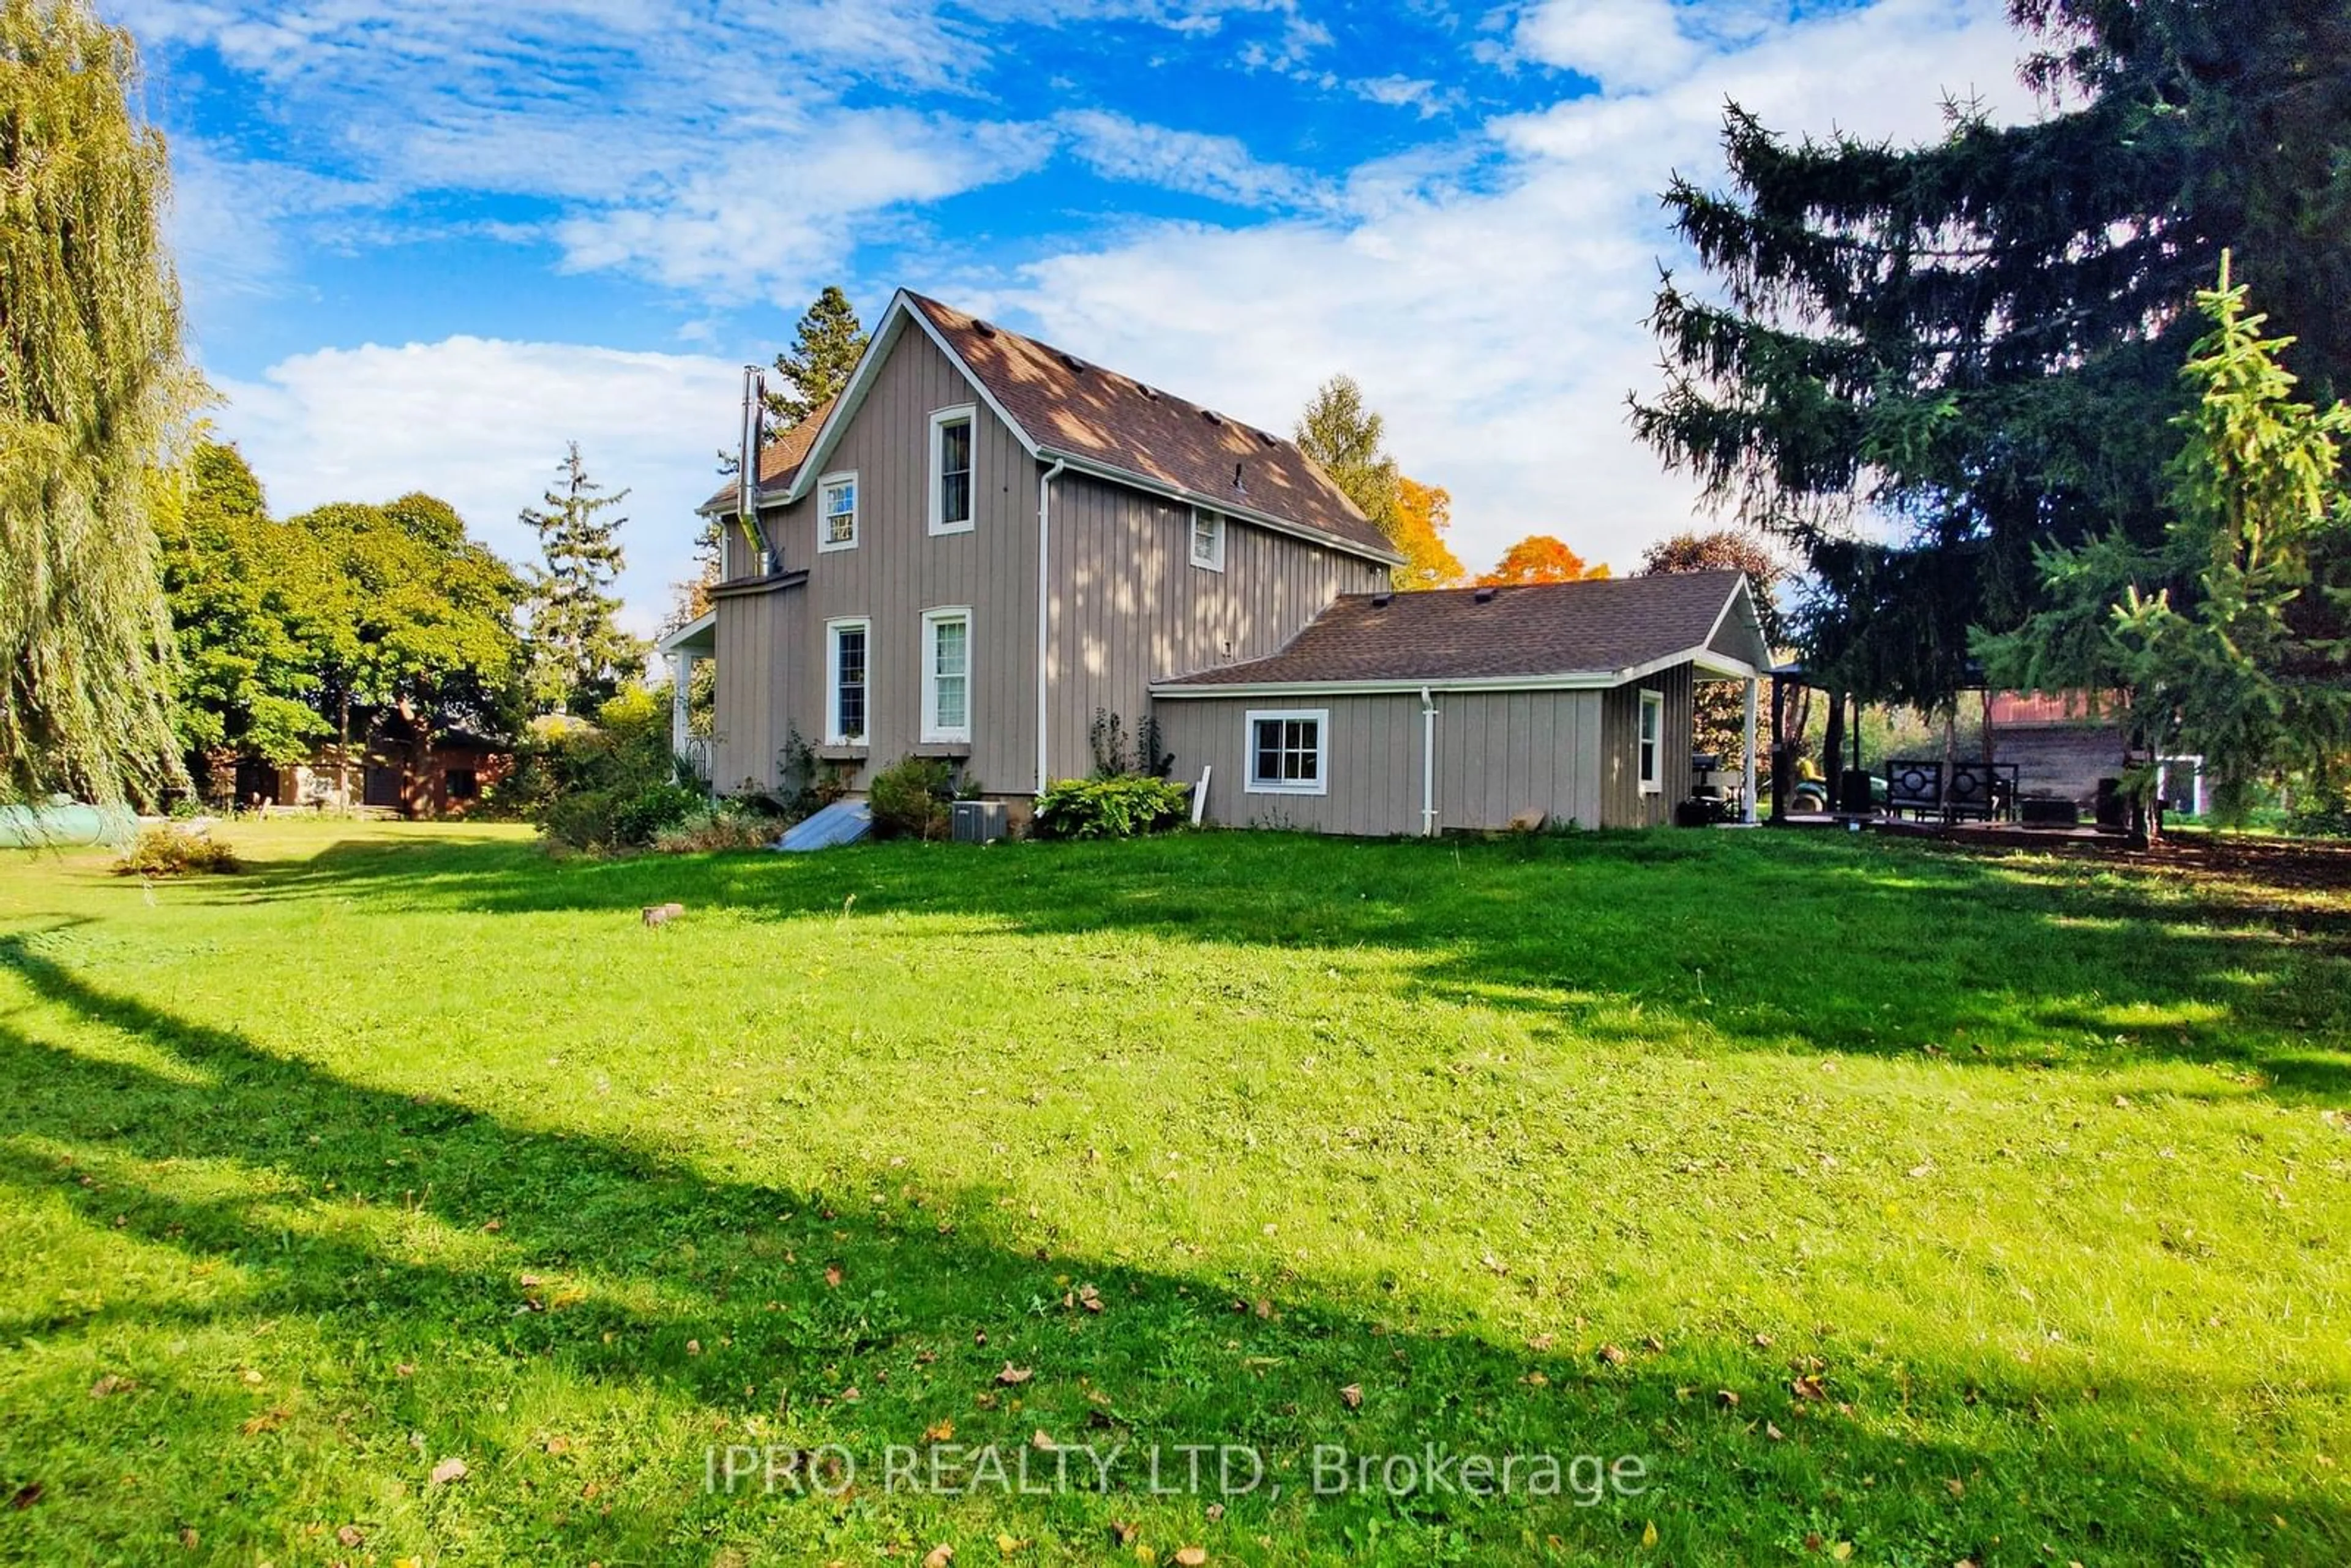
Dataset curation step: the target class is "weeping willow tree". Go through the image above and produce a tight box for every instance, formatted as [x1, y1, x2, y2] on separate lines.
[1, 0, 197, 807]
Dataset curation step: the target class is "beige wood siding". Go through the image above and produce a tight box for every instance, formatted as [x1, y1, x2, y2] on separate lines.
[1048, 472, 1386, 782]
[710, 585, 801, 792]
[1157, 675, 1700, 836]
[719, 328, 1040, 793]
[1599, 662, 1695, 827]
[1155, 694, 1423, 835]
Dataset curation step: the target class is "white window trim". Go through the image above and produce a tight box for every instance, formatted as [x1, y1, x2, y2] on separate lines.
[816, 469, 860, 553]
[1189, 505, 1226, 572]
[1637, 688, 1664, 795]
[825, 617, 871, 746]
[1243, 707, 1329, 796]
[921, 606, 973, 744]
[928, 405, 977, 536]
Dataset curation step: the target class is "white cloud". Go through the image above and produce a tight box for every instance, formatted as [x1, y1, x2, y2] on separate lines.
[1513, 0, 1701, 92]
[212, 339, 741, 639]
[1057, 110, 1325, 209]
[974, 0, 2036, 581]
[1350, 75, 1453, 117]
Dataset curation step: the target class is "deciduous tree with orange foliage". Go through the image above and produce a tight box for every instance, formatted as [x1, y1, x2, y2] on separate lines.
[1390, 476, 1466, 590]
[1478, 535, 1611, 586]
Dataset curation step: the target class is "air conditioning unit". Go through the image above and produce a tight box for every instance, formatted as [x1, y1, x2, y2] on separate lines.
[951, 799, 1007, 844]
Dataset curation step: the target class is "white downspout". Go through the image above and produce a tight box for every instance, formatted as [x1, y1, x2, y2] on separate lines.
[1420, 685, 1439, 836]
[1034, 456, 1068, 795]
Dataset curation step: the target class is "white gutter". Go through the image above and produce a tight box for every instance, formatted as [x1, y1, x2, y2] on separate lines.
[1034, 456, 1068, 794]
[1419, 686, 1439, 837]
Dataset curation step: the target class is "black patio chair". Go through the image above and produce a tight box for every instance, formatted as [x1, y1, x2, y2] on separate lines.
[1884, 760, 1943, 820]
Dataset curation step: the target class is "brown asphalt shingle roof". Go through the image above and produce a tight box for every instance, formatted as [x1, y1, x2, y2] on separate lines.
[905, 294, 1397, 561]
[1158, 571, 1754, 686]
[699, 396, 836, 514]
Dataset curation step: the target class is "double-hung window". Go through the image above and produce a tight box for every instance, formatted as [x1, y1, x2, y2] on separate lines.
[1637, 688, 1663, 793]
[929, 407, 975, 535]
[1244, 708, 1326, 795]
[1190, 506, 1226, 571]
[922, 608, 972, 743]
[827, 618, 869, 745]
[818, 471, 859, 552]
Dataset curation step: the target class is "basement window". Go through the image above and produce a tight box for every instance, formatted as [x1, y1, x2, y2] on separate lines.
[1245, 709, 1326, 795]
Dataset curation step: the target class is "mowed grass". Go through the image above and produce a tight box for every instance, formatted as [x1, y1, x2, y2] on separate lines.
[1, 821, 2347, 1567]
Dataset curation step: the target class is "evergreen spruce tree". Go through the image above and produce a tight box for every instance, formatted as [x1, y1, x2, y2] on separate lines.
[765, 285, 868, 425]
[1633, 0, 2350, 708]
[1978, 256, 2351, 819]
[1294, 375, 1398, 535]
[521, 444, 644, 713]
[1, 0, 200, 806]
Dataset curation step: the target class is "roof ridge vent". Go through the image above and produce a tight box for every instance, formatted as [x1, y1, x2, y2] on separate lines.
[1134, 380, 1160, 400]
[1370, 592, 1393, 608]
[1060, 351, 1087, 372]
[1201, 408, 1223, 426]
[1473, 586, 1499, 604]
[972, 318, 997, 338]
[1255, 429, 1278, 446]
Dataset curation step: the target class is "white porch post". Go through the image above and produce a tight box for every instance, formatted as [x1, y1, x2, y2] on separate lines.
[1741, 675, 1760, 824]
[669, 650, 692, 764]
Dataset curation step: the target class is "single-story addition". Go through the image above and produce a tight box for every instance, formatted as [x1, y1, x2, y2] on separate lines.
[1151, 569, 1774, 835]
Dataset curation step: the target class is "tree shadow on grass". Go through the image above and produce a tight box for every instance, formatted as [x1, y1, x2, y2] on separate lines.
[0, 929, 2343, 1565]
[226, 829, 2351, 1097]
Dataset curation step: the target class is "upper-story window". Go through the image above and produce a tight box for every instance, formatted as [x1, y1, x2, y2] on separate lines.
[818, 471, 859, 552]
[1637, 688, 1663, 793]
[929, 407, 975, 535]
[1190, 506, 1226, 572]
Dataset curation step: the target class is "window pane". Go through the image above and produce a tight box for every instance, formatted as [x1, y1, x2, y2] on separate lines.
[825, 480, 857, 544]
[1193, 511, 1219, 563]
[939, 420, 972, 525]
[836, 629, 866, 738]
[931, 618, 969, 732]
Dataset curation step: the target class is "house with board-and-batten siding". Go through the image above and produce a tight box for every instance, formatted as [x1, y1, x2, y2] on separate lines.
[661, 288, 1772, 835]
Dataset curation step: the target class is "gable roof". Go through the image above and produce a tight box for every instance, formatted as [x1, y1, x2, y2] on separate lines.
[728, 290, 1401, 565]
[1154, 571, 1771, 692]
[902, 294, 1395, 560]
[699, 396, 836, 516]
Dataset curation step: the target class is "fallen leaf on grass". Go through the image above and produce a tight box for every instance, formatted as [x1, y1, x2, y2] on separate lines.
[544, 1435, 572, 1455]
[429, 1457, 468, 1487]
[178, 1526, 198, 1550]
[1527, 1333, 1555, 1351]
[1640, 1520, 1658, 1549]
[9, 1483, 41, 1509]
[995, 1364, 1033, 1386]
[336, 1525, 364, 1547]
[1764, 1422, 1784, 1441]
[90, 1374, 135, 1398]
[1173, 1548, 1208, 1566]
[1596, 1344, 1629, 1366]
[1715, 1390, 1741, 1408]
[924, 1419, 955, 1442]
[239, 1407, 291, 1436]
[1791, 1375, 1827, 1401]
[825, 1266, 843, 1289]
[1947, 1477, 1965, 1498]
[921, 1545, 953, 1568]
[996, 1532, 1029, 1556]
[1108, 1521, 1138, 1547]
[1338, 1384, 1363, 1409]
[1030, 1430, 1056, 1452]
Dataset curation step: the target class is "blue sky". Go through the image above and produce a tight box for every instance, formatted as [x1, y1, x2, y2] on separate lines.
[120, 0, 2040, 634]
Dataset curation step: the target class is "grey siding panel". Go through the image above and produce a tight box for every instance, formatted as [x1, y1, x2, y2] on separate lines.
[712, 588, 800, 792]
[730, 328, 1042, 793]
[1599, 662, 1695, 827]
[1156, 686, 1621, 837]
[1048, 472, 1387, 783]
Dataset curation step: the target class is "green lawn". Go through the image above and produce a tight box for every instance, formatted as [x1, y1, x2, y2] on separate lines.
[2, 822, 2347, 1566]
